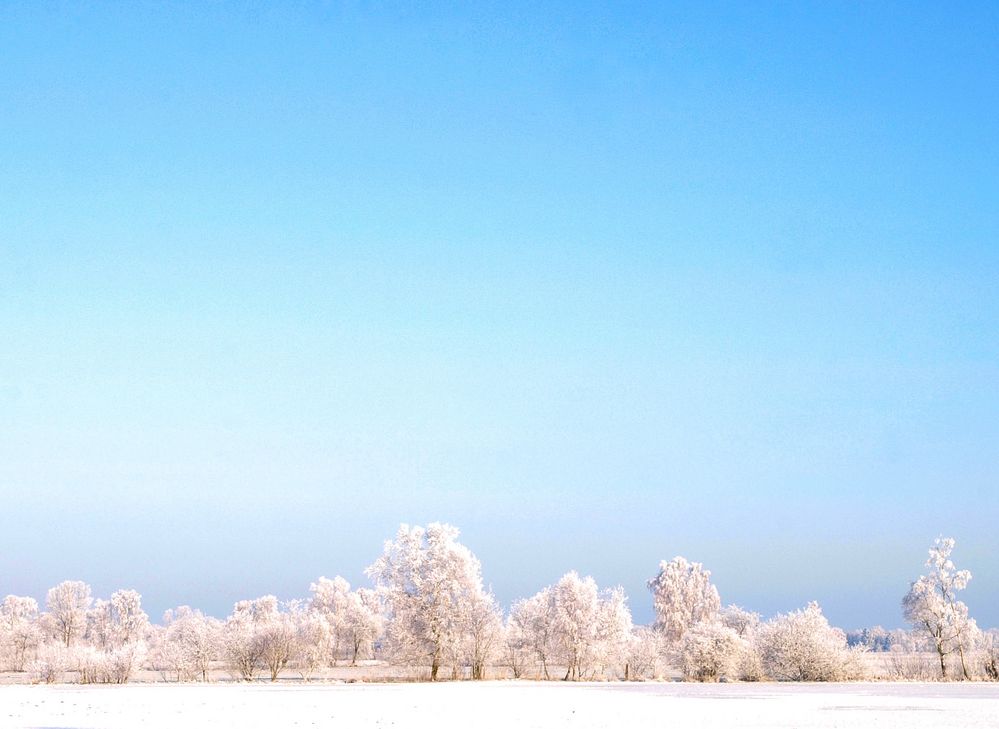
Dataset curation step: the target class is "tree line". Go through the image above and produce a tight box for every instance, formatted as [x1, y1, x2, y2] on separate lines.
[1, 526, 996, 683]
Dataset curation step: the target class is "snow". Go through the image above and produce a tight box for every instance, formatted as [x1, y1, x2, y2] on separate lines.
[2, 681, 997, 729]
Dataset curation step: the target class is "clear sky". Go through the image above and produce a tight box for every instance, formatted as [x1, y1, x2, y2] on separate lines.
[1, 2, 997, 629]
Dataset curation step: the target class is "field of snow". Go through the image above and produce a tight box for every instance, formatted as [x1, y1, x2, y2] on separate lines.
[3, 681, 997, 729]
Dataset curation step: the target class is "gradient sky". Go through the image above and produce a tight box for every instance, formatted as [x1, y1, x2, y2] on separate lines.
[1, 2, 997, 629]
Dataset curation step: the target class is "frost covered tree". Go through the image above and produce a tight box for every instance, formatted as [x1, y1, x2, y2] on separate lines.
[502, 613, 531, 678]
[309, 576, 351, 664]
[366, 523, 492, 680]
[719, 605, 760, 638]
[87, 589, 149, 649]
[982, 631, 999, 681]
[347, 587, 385, 663]
[903, 537, 977, 679]
[648, 557, 721, 645]
[108, 589, 149, 645]
[625, 626, 663, 680]
[549, 572, 603, 680]
[755, 601, 861, 681]
[678, 620, 746, 682]
[161, 606, 221, 682]
[464, 591, 503, 679]
[257, 605, 298, 682]
[223, 596, 284, 681]
[595, 586, 635, 677]
[508, 588, 556, 679]
[291, 606, 332, 680]
[514, 572, 633, 681]
[46, 581, 92, 647]
[0, 595, 41, 671]
[309, 577, 385, 665]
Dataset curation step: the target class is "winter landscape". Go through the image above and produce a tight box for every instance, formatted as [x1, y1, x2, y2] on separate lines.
[3, 2, 997, 728]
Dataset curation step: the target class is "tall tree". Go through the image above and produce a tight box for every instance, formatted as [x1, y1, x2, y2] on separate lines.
[647, 556, 721, 645]
[366, 522, 490, 680]
[903, 536, 977, 679]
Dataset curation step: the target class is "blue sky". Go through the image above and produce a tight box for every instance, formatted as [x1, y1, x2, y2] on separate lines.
[1, 2, 997, 628]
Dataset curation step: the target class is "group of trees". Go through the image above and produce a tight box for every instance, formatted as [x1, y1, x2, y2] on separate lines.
[0, 581, 150, 684]
[0, 527, 994, 684]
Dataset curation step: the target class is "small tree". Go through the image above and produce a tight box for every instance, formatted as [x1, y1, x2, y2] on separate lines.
[982, 632, 999, 681]
[550, 572, 603, 681]
[309, 576, 351, 664]
[0, 595, 41, 671]
[464, 591, 503, 680]
[514, 572, 633, 681]
[223, 597, 278, 681]
[46, 581, 93, 647]
[508, 589, 555, 679]
[162, 606, 221, 682]
[87, 590, 149, 650]
[902, 537, 976, 679]
[625, 626, 663, 680]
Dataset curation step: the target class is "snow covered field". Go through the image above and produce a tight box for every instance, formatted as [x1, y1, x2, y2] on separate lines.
[3, 681, 997, 729]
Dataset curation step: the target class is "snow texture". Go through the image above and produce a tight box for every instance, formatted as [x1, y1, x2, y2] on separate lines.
[2, 681, 997, 729]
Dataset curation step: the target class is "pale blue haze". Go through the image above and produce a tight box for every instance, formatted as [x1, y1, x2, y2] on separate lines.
[1, 2, 997, 628]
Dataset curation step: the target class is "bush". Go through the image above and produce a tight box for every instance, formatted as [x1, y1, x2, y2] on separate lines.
[75, 644, 145, 684]
[755, 602, 864, 681]
[31, 644, 69, 684]
[679, 621, 746, 682]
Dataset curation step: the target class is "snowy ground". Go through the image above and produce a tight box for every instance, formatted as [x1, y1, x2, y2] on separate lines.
[3, 681, 998, 729]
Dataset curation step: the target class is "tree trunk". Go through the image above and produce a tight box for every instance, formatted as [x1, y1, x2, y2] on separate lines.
[959, 646, 970, 680]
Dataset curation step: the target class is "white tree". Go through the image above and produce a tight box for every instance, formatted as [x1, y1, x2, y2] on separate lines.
[595, 586, 634, 678]
[903, 536, 976, 679]
[517, 572, 633, 681]
[291, 605, 331, 680]
[86, 599, 115, 650]
[678, 621, 746, 681]
[982, 631, 999, 681]
[366, 522, 492, 680]
[508, 588, 556, 679]
[108, 589, 149, 645]
[550, 571, 603, 680]
[309, 577, 385, 665]
[625, 626, 663, 680]
[162, 606, 221, 682]
[46, 580, 92, 647]
[502, 613, 532, 679]
[309, 576, 351, 664]
[755, 601, 862, 681]
[464, 591, 503, 679]
[719, 604, 760, 638]
[87, 589, 149, 649]
[257, 604, 298, 682]
[223, 596, 279, 681]
[0, 595, 41, 671]
[647, 557, 721, 646]
[347, 587, 385, 664]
